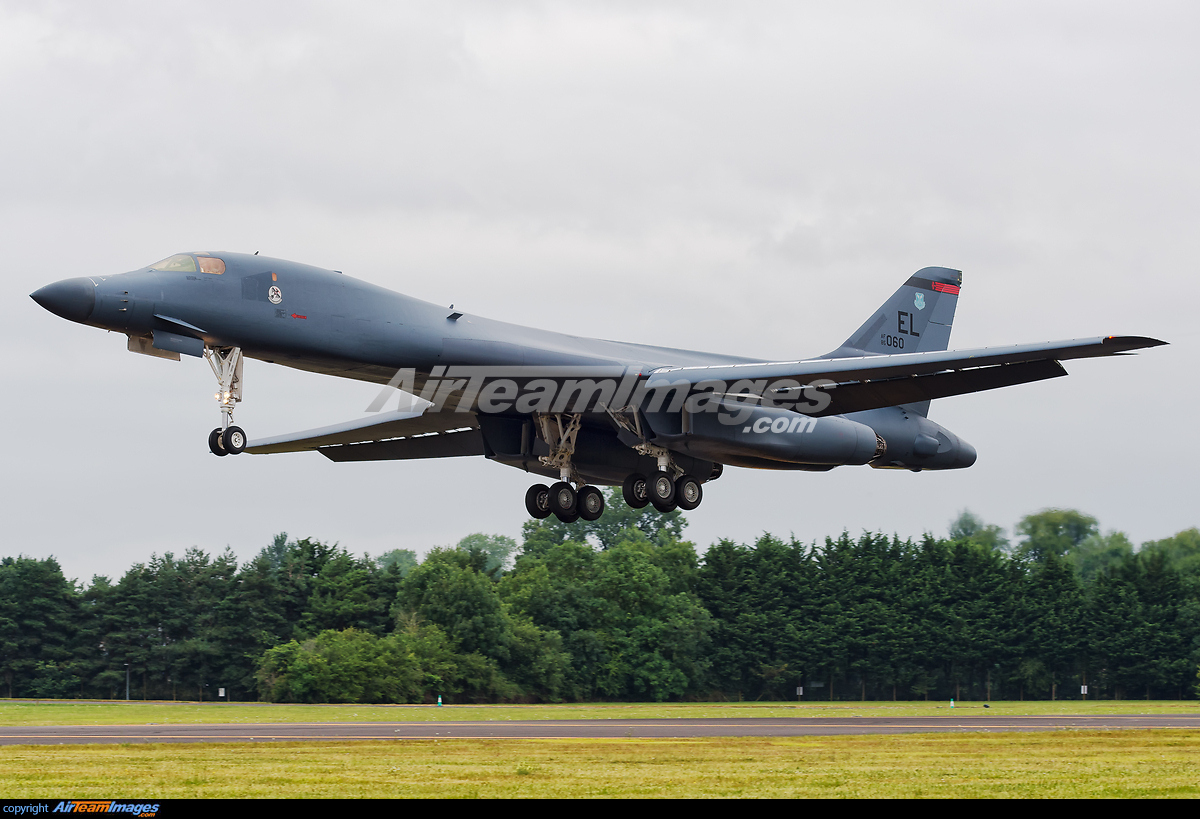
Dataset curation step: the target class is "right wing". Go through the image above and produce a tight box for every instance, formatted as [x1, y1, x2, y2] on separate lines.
[246, 407, 484, 462]
[645, 335, 1166, 416]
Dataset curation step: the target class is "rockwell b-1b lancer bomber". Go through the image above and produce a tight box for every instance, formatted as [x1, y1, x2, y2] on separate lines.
[31, 252, 1163, 522]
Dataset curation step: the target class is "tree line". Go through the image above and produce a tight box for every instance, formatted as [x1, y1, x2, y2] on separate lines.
[2, 496, 1198, 702]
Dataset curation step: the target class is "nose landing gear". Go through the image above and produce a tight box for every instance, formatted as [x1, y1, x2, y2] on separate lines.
[204, 346, 247, 456]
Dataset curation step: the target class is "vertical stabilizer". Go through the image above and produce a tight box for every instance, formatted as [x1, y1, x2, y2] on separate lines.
[825, 266, 961, 358]
[823, 266, 962, 416]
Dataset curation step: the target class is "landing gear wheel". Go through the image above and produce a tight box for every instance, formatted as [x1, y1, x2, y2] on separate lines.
[208, 428, 227, 457]
[525, 484, 552, 519]
[649, 470, 675, 512]
[622, 473, 649, 509]
[221, 425, 247, 455]
[549, 481, 577, 517]
[675, 475, 703, 511]
[577, 485, 605, 521]
[555, 509, 580, 523]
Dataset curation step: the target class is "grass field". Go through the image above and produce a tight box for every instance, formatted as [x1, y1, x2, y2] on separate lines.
[2, 698, 1199, 726]
[1, 731, 1198, 797]
[3, 700, 1196, 797]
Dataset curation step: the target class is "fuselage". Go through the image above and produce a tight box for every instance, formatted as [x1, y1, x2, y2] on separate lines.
[31, 251, 977, 480]
[43, 251, 761, 384]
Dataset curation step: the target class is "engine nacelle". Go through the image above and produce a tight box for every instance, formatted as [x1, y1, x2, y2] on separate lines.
[644, 405, 881, 470]
[848, 407, 977, 471]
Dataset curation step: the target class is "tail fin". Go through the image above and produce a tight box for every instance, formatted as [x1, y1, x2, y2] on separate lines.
[825, 266, 962, 359]
[823, 266, 962, 417]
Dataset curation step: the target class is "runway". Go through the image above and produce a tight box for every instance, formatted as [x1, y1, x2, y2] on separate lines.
[1, 716, 1198, 745]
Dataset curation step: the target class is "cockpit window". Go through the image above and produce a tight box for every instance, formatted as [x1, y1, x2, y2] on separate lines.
[197, 255, 225, 275]
[150, 254, 198, 273]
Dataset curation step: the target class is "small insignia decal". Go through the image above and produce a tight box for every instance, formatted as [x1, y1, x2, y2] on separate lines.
[914, 292, 925, 310]
[268, 286, 283, 304]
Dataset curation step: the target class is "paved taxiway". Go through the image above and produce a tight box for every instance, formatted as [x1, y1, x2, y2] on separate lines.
[1, 716, 1198, 745]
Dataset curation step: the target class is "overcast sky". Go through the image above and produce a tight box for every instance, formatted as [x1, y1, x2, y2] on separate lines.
[4, 1, 1197, 583]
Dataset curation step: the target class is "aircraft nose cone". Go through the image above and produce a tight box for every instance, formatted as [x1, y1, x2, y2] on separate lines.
[31, 278, 95, 323]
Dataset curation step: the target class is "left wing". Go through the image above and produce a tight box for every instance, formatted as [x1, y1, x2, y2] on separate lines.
[246, 407, 483, 461]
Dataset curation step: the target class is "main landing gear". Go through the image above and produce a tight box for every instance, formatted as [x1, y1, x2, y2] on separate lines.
[204, 346, 247, 457]
[619, 440, 705, 513]
[523, 413, 608, 523]
[525, 470, 704, 521]
[524, 482, 607, 523]
[622, 471, 703, 513]
[521, 412, 706, 521]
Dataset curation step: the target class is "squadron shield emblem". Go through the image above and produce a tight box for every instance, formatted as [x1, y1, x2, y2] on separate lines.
[268, 286, 283, 304]
[914, 292, 925, 310]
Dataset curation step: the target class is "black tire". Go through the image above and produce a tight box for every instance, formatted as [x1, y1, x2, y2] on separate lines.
[555, 509, 580, 523]
[221, 425, 247, 455]
[675, 475, 703, 511]
[525, 484, 552, 519]
[577, 485, 605, 521]
[208, 428, 227, 457]
[653, 499, 679, 513]
[648, 471, 675, 507]
[549, 481, 576, 516]
[622, 473, 649, 509]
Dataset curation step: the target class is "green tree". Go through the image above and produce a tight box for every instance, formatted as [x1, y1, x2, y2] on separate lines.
[948, 510, 1009, 552]
[455, 533, 518, 574]
[398, 547, 567, 701]
[697, 535, 815, 699]
[1014, 509, 1099, 563]
[1087, 551, 1191, 698]
[1018, 552, 1084, 698]
[1069, 531, 1135, 583]
[301, 550, 391, 636]
[1141, 529, 1200, 576]
[375, 549, 419, 577]
[0, 557, 80, 698]
[256, 629, 423, 703]
[505, 530, 711, 701]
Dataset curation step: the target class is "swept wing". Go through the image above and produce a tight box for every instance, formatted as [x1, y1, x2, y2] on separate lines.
[246, 407, 483, 461]
[646, 335, 1165, 417]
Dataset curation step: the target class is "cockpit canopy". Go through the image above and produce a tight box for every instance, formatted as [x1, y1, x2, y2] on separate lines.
[150, 253, 225, 275]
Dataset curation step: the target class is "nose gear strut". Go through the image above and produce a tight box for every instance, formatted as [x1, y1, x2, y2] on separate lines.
[204, 346, 247, 455]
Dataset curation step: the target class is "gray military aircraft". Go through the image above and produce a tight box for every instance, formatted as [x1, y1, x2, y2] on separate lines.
[31, 251, 1163, 522]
